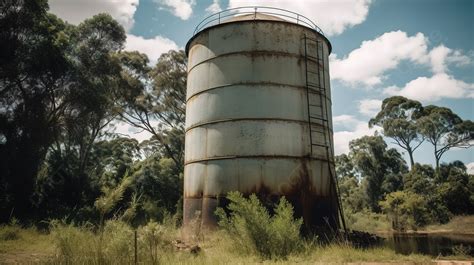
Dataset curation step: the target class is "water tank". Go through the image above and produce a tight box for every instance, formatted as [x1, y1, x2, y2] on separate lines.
[183, 8, 342, 232]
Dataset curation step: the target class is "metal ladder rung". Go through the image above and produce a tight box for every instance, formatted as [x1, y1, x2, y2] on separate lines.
[309, 104, 322, 107]
[307, 81, 322, 86]
[307, 82, 322, 87]
[306, 70, 319, 75]
[311, 143, 329, 147]
[306, 55, 322, 61]
[309, 115, 328, 121]
[308, 90, 324, 95]
[311, 130, 325, 134]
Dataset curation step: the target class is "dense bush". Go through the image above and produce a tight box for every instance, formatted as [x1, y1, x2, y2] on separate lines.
[379, 191, 430, 231]
[215, 191, 303, 260]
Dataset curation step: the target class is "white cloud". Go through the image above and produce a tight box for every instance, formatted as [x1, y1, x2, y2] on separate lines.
[330, 31, 429, 86]
[228, 0, 372, 36]
[467, 162, 474, 175]
[333, 117, 376, 155]
[358, 99, 381, 117]
[49, 0, 139, 31]
[206, 0, 222, 13]
[333, 114, 359, 128]
[384, 73, 474, 102]
[429, 45, 452, 74]
[330, 31, 472, 87]
[429, 45, 471, 73]
[125, 34, 179, 65]
[114, 121, 153, 142]
[155, 0, 195, 20]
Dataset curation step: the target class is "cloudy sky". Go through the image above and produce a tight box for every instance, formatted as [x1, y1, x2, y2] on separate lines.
[48, 0, 473, 171]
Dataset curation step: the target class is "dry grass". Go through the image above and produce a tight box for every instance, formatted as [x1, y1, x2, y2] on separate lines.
[0, 223, 436, 265]
[423, 216, 474, 234]
[0, 225, 54, 264]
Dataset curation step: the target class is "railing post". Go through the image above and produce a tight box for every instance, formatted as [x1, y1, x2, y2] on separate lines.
[254, 7, 257, 19]
[296, 14, 299, 24]
[218, 12, 220, 24]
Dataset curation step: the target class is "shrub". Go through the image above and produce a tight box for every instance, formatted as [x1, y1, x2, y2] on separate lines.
[49, 220, 96, 264]
[0, 226, 20, 241]
[215, 191, 303, 260]
[138, 221, 166, 264]
[379, 191, 430, 231]
[0, 218, 21, 241]
[49, 219, 134, 264]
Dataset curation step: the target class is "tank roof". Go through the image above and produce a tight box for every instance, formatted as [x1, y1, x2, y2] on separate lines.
[223, 13, 288, 23]
[186, 7, 331, 55]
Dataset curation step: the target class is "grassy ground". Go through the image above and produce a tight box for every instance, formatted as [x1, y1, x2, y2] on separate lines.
[0, 225, 54, 264]
[2, 216, 474, 264]
[1, 221, 470, 265]
[422, 216, 474, 234]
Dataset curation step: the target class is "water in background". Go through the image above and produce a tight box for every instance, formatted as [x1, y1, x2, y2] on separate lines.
[382, 233, 474, 257]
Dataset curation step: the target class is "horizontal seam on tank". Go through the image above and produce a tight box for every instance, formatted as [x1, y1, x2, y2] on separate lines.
[184, 155, 334, 166]
[186, 82, 332, 104]
[187, 50, 308, 73]
[185, 117, 334, 133]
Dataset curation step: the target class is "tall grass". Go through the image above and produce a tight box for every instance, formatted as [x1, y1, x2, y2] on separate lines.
[0, 220, 435, 265]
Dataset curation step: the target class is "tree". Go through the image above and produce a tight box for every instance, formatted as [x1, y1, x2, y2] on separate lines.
[402, 164, 451, 224]
[417, 105, 473, 173]
[379, 191, 429, 231]
[335, 154, 367, 212]
[349, 135, 408, 212]
[369, 96, 424, 167]
[437, 161, 474, 215]
[0, 0, 72, 220]
[119, 50, 186, 171]
[403, 164, 435, 194]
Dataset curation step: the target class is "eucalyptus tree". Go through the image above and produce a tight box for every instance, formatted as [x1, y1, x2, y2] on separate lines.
[349, 135, 408, 212]
[0, 0, 73, 220]
[369, 96, 424, 167]
[417, 105, 473, 173]
[118, 50, 187, 171]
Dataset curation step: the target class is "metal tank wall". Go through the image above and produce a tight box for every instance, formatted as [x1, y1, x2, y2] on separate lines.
[184, 16, 339, 231]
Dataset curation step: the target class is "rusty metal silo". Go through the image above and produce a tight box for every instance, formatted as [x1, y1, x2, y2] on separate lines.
[183, 7, 345, 232]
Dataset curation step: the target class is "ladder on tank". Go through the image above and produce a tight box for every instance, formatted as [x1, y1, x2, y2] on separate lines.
[303, 35, 347, 234]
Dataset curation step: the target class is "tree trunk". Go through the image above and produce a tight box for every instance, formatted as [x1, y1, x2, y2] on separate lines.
[407, 147, 415, 168]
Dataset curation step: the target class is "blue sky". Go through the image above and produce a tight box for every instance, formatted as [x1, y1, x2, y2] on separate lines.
[49, 0, 473, 171]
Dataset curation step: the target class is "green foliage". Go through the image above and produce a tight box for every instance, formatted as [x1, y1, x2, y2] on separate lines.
[369, 96, 424, 166]
[95, 174, 133, 225]
[215, 192, 302, 260]
[138, 220, 174, 264]
[437, 161, 473, 215]
[344, 209, 391, 233]
[348, 135, 407, 212]
[118, 50, 187, 171]
[49, 219, 134, 264]
[417, 105, 473, 171]
[379, 191, 430, 231]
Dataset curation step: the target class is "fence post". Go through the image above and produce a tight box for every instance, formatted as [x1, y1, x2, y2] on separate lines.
[134, 230, 138, 265]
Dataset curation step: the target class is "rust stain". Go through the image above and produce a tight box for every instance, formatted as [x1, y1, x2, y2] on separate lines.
[184, 158, 340, 232]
